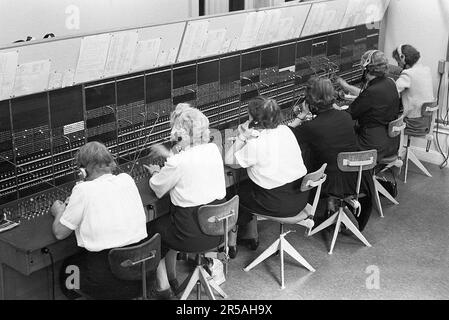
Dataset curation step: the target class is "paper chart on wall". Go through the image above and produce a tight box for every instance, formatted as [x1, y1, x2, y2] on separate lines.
[301, 0, 348, 37]
[202, 28, 227, 57]
[131, 38, 162, 72]
[276, 17, 295, 42]
[177, 20, 209, 62]
[256, 9, 282, 45]
[166, 47, 178, 65]
[74, 33, 111, 84]
[103, 30, 138, 77]
[48, 71, 63, 90]
[341, 0, 389, 28]
[12, 59, 51, 97]
[155, 50, 168, 67]
[62, 69, 75, 88]
[0, 51, 18, 100]
[238, 11, 265, 50]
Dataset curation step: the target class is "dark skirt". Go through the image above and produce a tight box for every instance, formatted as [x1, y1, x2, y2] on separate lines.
[404, 117, 431, 136]
[356, 126, 400, 161]
[146, 199, 225, 255]
[60, 246, 145, 300]
[237, 178, 310, 225]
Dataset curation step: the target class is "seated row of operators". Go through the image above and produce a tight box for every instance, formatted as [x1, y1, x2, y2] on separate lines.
[50, 45, 434, 300]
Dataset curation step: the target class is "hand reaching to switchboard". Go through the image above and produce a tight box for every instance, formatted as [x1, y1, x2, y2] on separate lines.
[143, 164, 161, 176]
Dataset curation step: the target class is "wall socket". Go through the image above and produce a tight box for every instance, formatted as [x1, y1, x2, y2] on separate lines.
[438, 60, 447, 74]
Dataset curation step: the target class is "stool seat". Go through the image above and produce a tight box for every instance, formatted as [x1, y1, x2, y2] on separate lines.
[256, 204, 313, 224]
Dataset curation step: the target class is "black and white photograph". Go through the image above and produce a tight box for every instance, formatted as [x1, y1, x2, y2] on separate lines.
[0, 0, 448, 305]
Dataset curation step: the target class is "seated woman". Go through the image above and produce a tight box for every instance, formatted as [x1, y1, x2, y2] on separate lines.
[289, 77, 374, 231]
[145, 105, 226, 293]
[392, 44, 434, 132]
[337, 50, 401, 161]
[51, 141, 166, 299]
[224, 96, 309, 257]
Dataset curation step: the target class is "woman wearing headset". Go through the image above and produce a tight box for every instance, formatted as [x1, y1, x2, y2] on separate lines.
[224, 97, 310, 257]
[51, 141, 154, 299]
[337, 50, 401, 161]
[145, 105, 226, 295]
[289, 77, 374, 231]
[392, 44, 434, 131]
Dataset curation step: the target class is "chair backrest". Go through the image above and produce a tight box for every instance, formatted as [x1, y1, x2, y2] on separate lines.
[388, 116, 406, 138]
[300, 163, 327, 217]
[108, 233, 161, 281]
[198, 195, 239, 237]
[421, 101, 438, 118]
[337, 150, 377, 198]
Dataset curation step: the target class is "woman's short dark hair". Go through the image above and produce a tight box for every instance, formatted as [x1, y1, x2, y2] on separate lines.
[392, 44, 421, 67]
[75, 141, 116, 172]
[305, 77, 335, 110]
[247, 96, 282, 129]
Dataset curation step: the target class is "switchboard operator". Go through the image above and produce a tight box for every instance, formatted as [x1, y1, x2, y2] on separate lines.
[50, 141, 165, 299]
[145, 104, 227, 297]
[289, 77, 374, 231]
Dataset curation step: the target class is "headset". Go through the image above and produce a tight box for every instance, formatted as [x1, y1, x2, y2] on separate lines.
[361, 49, 380, 69]
[397, 44, 406, 64]
[77, 167, 87, 181]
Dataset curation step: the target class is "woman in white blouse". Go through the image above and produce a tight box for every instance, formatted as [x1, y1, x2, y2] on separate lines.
[393, 45, 434, 127]
[224, 97, 309, 257]
[145, 105, 226, 293]
[51, 141, 152, 299]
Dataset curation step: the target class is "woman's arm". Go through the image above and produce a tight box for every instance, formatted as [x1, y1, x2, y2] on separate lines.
[148, 159, 181, 198]
[336, 77, 361, 96]
[224, 136, 246, 169]
[51, 201, 73, 240]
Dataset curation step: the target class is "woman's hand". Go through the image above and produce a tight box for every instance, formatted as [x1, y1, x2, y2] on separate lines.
[149, 144, 172, 159]
[237, 121, 259, 141]
[143, 164, 161, 176]
[335, 77, 348, 91]
[51, 200, 66, 217]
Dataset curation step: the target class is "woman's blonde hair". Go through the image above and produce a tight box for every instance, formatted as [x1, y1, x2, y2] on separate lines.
[170, 107, 210, 146]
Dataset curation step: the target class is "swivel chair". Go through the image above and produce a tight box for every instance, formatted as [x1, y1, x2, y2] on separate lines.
[309, 150, 377, 254]
[178, 195, 239, 300]
[243, 164, 327, 289]
[372, 116, 405, 217]
[403, 101, 438, 183]
[108, 233, 161, 300]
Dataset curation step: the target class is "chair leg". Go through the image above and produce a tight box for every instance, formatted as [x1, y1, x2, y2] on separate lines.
[279, 235, 285, 289]
[243, 238, 281, 272]
[198, 267, 216, 300]
[408, 150, 432, 177]
[308, 212, 339, 236]
[340, 210, 371, 248]
[281, 237, 315, 272]
[180, 267, 200, 300]
[207, 278, 228, 298]
[375, 178, 399, 205]
[328, 210, 343, 255]
[372, 177, 384, 218]
[404, 143, 410, 183]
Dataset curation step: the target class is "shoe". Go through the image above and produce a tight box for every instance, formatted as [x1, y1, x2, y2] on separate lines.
[149, 288, 176, 300]
[228, 246, 238, 259]
[237, 238, 259, 251]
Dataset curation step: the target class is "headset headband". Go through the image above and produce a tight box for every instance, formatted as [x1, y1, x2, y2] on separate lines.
[362, 50, 379, 68]
[397, 44, 405, 63]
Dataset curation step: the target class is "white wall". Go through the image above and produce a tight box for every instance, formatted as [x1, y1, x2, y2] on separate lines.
[382, 0, 449, 165]
[383, 0, 448, 95]
[0, 0, 198, 46]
